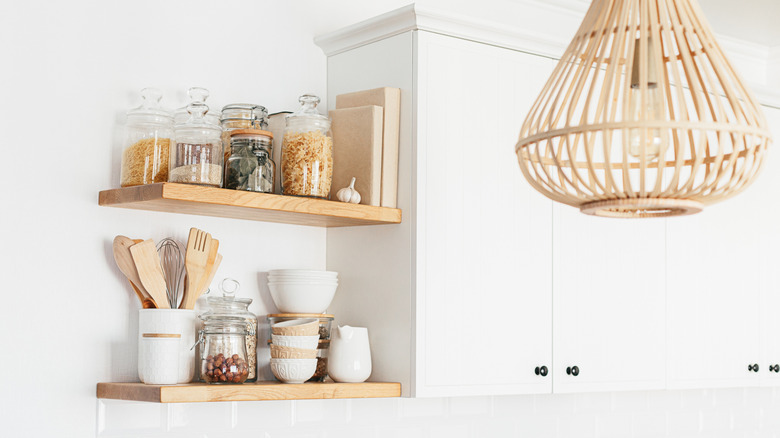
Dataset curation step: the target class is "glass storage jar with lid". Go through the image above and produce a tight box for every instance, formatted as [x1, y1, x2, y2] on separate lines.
[221, 104, 269, 162]
[120, 88, 173, 187]
[224, 129, 275, 193]
[174, 87, 221, 126]
[281, 94, 333, 199]
[169, 100, 223, 187]
[197, 317, 251, 384]
[198, 279, 258, 381]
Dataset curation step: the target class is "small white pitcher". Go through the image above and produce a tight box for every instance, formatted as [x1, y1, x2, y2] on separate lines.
[328, 325, 372, 383]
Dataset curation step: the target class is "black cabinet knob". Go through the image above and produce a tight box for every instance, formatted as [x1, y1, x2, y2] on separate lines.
[748, 364, 759, 372]
[769, 364, 779, 373]
[566, 366, 580, 376]
[534, 366, 549, 376]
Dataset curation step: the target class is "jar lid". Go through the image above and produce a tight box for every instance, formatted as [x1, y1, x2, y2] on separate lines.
[230, 129, 273, 138]
[286, 94, 329, 124]
[175, 100, 222, 138]
[200, 278, 254, 319]
[174, 87, 221, 126]
[202, 317, 250, 334]
[127, 88, 173, 123]
[143, 333, 181, 338]
[221, 103, 268, 124]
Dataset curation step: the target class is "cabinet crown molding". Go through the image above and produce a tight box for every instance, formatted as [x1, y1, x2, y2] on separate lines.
[314, 2, 780, 109]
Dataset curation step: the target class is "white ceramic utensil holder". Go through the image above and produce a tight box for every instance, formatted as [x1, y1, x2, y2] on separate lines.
[140, 334, 180, 384]
[328, 325, 372, 383]
[138, 309, 197, 383]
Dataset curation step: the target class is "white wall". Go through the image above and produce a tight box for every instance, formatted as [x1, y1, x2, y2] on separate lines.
[2, 1, 779, 437]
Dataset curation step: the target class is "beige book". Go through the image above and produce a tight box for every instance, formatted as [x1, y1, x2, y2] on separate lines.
[336, 87, 401, 208]
[329, 105, 384, 206]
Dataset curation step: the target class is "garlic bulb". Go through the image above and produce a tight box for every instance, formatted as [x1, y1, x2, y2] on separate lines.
[337, 177, 361, 204]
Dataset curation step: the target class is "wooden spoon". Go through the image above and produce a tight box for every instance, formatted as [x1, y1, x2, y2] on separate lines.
[130, 239, 171, 309]
[113, 236, 155, 308]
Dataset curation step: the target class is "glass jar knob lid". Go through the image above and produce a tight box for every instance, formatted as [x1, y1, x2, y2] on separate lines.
[127, 87, 172, 119]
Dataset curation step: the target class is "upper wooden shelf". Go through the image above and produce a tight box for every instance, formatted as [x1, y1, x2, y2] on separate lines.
[97, 381, 401, 403]
[98, 183, 402, 227]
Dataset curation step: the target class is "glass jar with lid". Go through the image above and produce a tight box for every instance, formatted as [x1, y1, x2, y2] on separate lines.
[174, 87, 221, 127]
[281, 94, 334, 198]
[225, 129, 275, 193]
[120, 88, 173, 187]
[198, 279, 258, 381]
[197, 317, 251, 384]
[221, 104, 269, 162]
[169, 101, 223, 187]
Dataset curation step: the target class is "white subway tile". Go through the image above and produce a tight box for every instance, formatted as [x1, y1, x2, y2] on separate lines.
[474, 418, 518, 437]
[376, 425, 426, 438]
[666, 411, 701, 435]
[575, 393, 612, 414]
[449, 396, 491, 417]
[680, 389, 716, 410]
[349, 397, 400, 424]
[266, 428, 324, 438]
[492, 395, 534, 418]
[429, 422, 471, 438]
[294, 399, 349, 424]
[558, 414, 597, 438]
[745, 388, 775, 411]
[631, 412, 667, 438]
[595, 413, 632, 438]
[399, 397, 447, 418]
[700, 409, 733, 433]
[732, 408, 761, 432]
[714, 388, 747, 408]
[646, 390, 683, 412]
[517, 414, 558, 437]
[234, 400, 294, 431]
[536, 393, 577, 415]
[168, 402, 233, 432]
[611, 391, 649, 414]
[323, 426, 378, 438]
[98, 400, 166, 435]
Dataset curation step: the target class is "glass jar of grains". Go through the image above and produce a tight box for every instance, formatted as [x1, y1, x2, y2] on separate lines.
[198, 279, 258, 381]
[221, 103, 268, 163]
[169, 101, 223, 187]
[119, 88, 173, 187]
[281, 94, 333, 198]
[225, 129, 275, 193]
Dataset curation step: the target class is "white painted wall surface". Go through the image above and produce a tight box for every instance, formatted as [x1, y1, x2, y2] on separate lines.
[2, 0, 780, 437]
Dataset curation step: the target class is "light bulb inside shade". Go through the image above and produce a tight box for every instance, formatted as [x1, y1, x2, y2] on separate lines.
[628, 38, 667, 161]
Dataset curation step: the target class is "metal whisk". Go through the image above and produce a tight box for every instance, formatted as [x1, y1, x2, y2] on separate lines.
[156, 238, 185, 308]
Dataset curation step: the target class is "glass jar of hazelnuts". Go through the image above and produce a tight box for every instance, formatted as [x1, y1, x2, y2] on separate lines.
[197, 317, 254, 384]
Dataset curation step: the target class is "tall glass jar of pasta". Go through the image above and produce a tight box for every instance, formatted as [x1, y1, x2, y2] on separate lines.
[281, 95, 333, 199]
[119, 88, 173, 187]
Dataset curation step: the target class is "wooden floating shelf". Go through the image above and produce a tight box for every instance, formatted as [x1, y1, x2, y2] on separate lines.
[97, 381, 401, 403]
[98, 183, 402, 227]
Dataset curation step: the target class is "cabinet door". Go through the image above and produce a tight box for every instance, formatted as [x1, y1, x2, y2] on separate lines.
[553, 205, 667, 393]
[666, 193, 762, 389]
[758, 106, 780, 387]
[414, 32, 554, 397]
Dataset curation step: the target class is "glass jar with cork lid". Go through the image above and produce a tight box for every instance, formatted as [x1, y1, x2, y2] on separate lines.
[119, 88, 173, 187]
[225, 129, 275, 193]
[169, 101, 223, 187]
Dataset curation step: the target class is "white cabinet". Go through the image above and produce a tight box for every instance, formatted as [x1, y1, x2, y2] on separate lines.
[666, 105, 780, 389]
[325, 29, 556, 397]
[552, 204, 666, 393]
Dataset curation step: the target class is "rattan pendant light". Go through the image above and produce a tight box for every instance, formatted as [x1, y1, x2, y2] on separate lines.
[516, 0, 772, 218]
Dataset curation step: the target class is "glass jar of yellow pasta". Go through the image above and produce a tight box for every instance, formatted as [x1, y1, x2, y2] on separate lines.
[281, 94, 333, 199]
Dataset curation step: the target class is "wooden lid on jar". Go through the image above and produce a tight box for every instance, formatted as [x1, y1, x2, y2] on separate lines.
[267, 313, 334, 319]
[229, 128, 273, 138]
[142, 333, 181, 338]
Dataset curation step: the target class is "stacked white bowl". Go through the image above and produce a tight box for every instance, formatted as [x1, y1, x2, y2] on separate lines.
[267, 270, 339, 314]
[269, 319, 320, 383]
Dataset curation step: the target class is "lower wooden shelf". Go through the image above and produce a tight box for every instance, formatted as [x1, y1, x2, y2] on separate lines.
[97, 381, 401, 403]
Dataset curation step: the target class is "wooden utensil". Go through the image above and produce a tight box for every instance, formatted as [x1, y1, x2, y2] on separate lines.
[195, 239, 220, 297]
[130, 239, 171, 309]
[181, 228, 211, 310]
[113, 236, 155, 308]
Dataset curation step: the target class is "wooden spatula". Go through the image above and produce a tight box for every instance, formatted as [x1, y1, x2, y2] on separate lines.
[181, 228, 211, 310]
[194, 239, 220, 300]
[130, 239, 171, 309]
[113, 236, 155, 308]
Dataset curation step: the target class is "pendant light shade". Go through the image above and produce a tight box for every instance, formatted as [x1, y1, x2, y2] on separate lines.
[516, 0, 772, 218]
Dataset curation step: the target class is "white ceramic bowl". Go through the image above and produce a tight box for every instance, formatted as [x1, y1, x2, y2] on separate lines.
[269, 269, 338, 277]
[268, 282, 338, 313]
[271, 334, 320, 349]
[270, 358, 317, 383]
